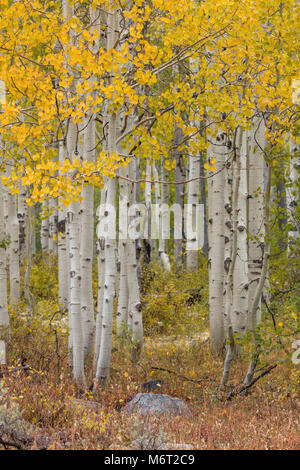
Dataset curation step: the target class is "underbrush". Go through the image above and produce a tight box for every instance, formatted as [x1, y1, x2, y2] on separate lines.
[0, 254, 299, 450]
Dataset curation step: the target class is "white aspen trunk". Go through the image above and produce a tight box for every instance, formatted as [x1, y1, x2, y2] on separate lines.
[287, 139, 299, 255]
[117, 165, 129, 336]
[0, 178, 9, 335]
[79, 2, 100, 357]
[135, 158, 142, 287]
[48, 198, 58, 255]
[160, 156, 171, 269]
[207, 127, 226, 354]
[80, 114, 95, 357]
[152, 162, 170, 270]
[94, 187, 106, 367]
[95, 176, 117, 383]
[247, 116, 265, 327]
[142, 161, 152, 264]
[186, 38, 201, 271]
[223, 157, 232, 287]
[7, 190, 20, 305]
[232, 129, 248, 335]
[186, 153, 200, 271]
[152, 162, 160, 258]
[41, 199, 49, 252]
[95, 2, 119, 383]
[66, 122, 85, 383]
[172, 64, 185, 266]
[67, 197, 85, 383]
[58, 142, 68, 310]
[220, 126, 243, 387]
[17, 182, 27, 263]
[200, 152, 209, 258]
[127, 156, 143, 358]
[61, 0, 85, 383]
[24, 202, 35, 316]
[244, 164, 272, 387]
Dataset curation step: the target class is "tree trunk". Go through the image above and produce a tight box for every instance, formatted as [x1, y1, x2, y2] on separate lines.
[207, 127, 226, 354]
[7, 190, 20, 305]
[247, 116, 265, 327]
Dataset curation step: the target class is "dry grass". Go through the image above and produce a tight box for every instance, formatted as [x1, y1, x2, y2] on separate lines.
[1, 325, 299, 450]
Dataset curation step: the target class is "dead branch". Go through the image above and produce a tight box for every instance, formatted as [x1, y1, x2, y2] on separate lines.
[225, 364, 277, 401]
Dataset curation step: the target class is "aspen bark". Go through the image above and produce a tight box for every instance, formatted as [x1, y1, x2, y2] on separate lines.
[142, 161, 152, 264]
[207, 127, 226, 354]
[17, 182, 27, 263]
[244, 164, 272, 387]
[232, 129, 248, 335]
[41, 199, 49, 253]
[58, 142, 68, 310]
[287, 139, 299, 255]
[117, 165, 129, 337]
[7, 190, 20, 305]
[247, 116, 265, 327]
[94, 187, 106, 368]
[80, 113, 95, 357]
[127, 156, 143, 359]
[0, 178, 9, 335]
[186, 152, 200, 271]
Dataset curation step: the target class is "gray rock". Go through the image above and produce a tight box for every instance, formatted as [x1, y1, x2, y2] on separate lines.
[124, 393, 192, 418]
[157, 443, 194, 450]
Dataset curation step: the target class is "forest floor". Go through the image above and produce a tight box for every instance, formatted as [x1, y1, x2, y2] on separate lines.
[0, 255, 299, 450]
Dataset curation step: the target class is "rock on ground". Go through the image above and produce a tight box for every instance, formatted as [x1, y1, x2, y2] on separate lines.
[124, 393, 192, 418]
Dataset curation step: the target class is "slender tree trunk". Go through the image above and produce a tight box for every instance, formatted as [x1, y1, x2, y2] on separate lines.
[94, 188, 106, 368]
[142, 161, 152, 264]
[17, 182, 27, 263]
[117, 165, 129, 337]
[7, 190, 20, 305]
[24, 201, 35, 316]
[58, 140, 68, 311]
[207, 127, 226, 354]
[0, 178, 9, 336]
[200, 152, 208, 258]
[287, 139, 299, 255]
[127, 156, 143, 360]
[41, 199, 49, 252]
[186, 152, 200, 271]
[220, 127, 242, 387]
[232, 129, 248, 335]
[247, 116, 265, 327]
[172, 65, 185, 266]
[243, 164, 272, 387]
[80, 113, 95, 357]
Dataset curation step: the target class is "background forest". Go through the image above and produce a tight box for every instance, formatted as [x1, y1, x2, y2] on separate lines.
[0, 0, 299, 450]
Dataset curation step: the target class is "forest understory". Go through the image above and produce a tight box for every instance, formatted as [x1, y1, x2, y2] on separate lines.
[0, 254, 299, 451]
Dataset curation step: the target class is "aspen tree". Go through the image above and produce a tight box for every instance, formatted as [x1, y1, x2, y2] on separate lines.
[95, 2, 119, 385]
[79, 3, 101, 357]
[7, 189, 20, 305]
[207, 127, 226, 354]
[62, 0, 85, 384]
[247, 115, 266, 326]
[0, 168, 9, 337]
[117, 164, 129, 337]
[94, 187, 106, 368]
[127, 154, 143, 359]
[232, 129, 248, 336]
[41, 200, 49, 253]
[287, 139, 299, 255]
[58, 143, 68, 311]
